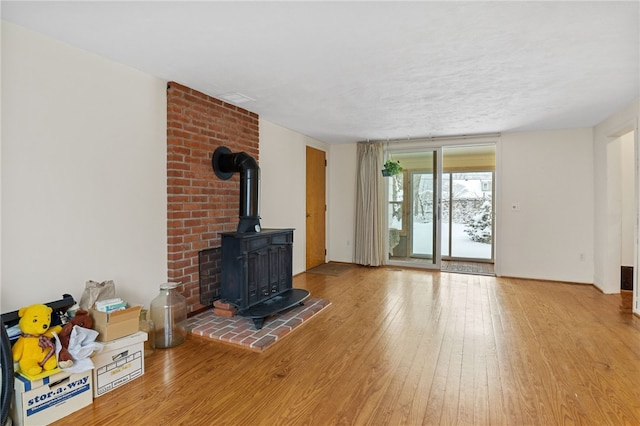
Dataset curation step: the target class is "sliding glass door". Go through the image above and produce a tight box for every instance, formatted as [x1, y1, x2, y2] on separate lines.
[387, 149, 441, 268]
[441, 171, 494, 261]
[411, 170, 437, 259]
[386, 142, 496, 270]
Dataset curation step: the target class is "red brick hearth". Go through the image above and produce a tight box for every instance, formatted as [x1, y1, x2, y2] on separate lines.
[186, 299, 332, 352]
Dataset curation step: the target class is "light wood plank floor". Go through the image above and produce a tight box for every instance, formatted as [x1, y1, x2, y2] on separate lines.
[52, 266, 640, 425]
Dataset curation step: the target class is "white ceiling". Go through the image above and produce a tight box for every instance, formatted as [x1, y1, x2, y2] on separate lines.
[2, 1, 638, 144]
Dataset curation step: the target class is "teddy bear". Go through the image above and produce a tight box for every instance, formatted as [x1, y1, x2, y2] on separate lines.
[57, 310, 93, 369]
[12, 303, 62, 376]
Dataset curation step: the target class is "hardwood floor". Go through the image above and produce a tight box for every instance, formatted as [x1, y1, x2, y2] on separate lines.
[51, 266, 640, 425]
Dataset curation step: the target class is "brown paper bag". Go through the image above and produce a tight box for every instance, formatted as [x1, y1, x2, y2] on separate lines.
[79, 280, 116, 310]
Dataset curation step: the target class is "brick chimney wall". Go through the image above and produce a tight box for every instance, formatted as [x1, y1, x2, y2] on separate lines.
[166, 82, 259, 314]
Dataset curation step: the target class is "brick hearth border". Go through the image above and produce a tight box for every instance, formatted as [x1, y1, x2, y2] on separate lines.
[186, 298, 331, 352]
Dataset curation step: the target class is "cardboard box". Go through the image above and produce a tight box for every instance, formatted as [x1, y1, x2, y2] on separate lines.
[11, 369, 93, 426]
[90, 305, 141, 341]
[91, 331, 147, 397]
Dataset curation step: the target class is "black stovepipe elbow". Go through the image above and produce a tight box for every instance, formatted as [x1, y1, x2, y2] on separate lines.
[215, 150, 257, 177]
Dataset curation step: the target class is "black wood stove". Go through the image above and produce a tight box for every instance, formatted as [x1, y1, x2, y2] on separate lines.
[212, 146, 309, 329]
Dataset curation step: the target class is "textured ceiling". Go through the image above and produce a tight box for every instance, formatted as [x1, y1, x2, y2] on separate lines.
[2, 1, 638, 144]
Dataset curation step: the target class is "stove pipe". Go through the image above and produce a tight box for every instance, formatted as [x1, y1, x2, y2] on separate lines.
[212, 146, 261, 233]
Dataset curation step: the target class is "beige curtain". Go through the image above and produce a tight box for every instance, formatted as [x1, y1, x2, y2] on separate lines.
[354, 141, 386, 266]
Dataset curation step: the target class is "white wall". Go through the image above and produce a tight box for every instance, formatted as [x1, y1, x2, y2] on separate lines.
[619, 132, 635, 266]
[594, 100, 640, 294]
[259, 120, 330, 275]
[497, 128, 594, 283]
[259, 122, 356, 271]
[328, 143, 357, 263]
[1, 22, 168, 312]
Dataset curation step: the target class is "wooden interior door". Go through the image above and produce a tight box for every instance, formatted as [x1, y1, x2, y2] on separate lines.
[306, 146, 326, 269]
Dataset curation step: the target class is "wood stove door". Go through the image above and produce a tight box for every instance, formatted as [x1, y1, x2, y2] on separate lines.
[246, 249, 269, 307]
[271, 244, 293, 294]
[247, 242, 292, 307]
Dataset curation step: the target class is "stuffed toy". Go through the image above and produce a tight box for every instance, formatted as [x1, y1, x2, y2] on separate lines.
[57, 310, 93, 369]
[12, 303, 62, 376]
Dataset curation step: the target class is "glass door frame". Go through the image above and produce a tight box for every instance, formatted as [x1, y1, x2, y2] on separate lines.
[384, 137, 499, 271]
[385, 147, 443, 270]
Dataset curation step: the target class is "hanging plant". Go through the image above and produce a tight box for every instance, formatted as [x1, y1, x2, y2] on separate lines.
[382, 159, 403, 177]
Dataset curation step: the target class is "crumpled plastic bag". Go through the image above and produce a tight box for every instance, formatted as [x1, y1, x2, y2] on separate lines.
[54, 325, 103, 373]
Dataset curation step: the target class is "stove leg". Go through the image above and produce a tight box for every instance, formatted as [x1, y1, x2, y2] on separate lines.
[252, 317, 264, 329]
